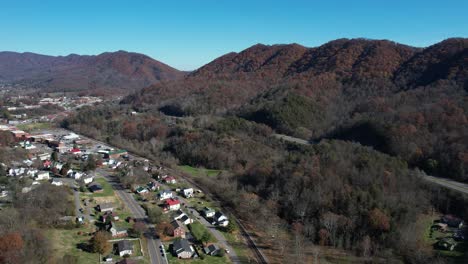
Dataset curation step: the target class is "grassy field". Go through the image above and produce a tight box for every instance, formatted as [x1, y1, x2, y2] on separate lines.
[17, 122, 53, 132]
[219, 226, 252, 264]
[47, 227, 100, 264]
[90, 177, 115, 197]
[179, 165, 222, 177]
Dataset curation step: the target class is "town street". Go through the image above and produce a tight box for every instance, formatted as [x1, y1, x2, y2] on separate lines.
[96, 170, 167, 264]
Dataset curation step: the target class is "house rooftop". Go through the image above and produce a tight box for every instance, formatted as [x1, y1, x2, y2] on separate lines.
[171, 220, 183, 229]
[166, 198, 180, 206]
[173, 238, 193, 253]
[99, 203, 114, 210]
[118, 240, 133, 251]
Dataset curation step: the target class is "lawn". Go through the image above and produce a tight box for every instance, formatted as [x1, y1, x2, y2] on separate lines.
[220, 226, 252, 264]
[47, 227, 100, 264]
[178, 165, 221, 177]
[91, 177, 115, 197]
[17, 122, 53, 132]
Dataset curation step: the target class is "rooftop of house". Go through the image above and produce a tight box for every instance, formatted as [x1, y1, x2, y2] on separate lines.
[173, 238, 193, 253]
[166, 198, 180, 206]
[171, 220, 184, 229]
[99, 203, 114, 209]
[118, 240, 133, 251]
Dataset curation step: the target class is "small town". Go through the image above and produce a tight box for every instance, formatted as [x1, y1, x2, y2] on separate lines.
[0, 123, 246, 264]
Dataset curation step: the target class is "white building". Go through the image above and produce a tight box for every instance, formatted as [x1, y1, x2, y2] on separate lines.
[35, 171, 50, 180]
[51, 178, 63, 186]
[159, 190, 173, 200]
[182, 188, 194, 198]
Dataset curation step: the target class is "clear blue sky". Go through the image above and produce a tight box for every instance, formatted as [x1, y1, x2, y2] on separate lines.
[1, 0, 467, 70]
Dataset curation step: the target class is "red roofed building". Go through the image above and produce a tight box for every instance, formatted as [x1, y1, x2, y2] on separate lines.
[165, 198, 181, 211]
[70, 148, 81, 154]
[164, 176, 177, 184]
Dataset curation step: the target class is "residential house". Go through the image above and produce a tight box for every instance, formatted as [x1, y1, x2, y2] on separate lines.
[89, 182, 103, 193]
[179, 215, 193, 225]
[437, 237, 457, 251]
[70, 148, 81, 155]
[203, 207, 215, 218]
[10, 130, 29, 142]
[158, 190, 173, 200]
[108, 222, 128, 237]
[442, 215, 464, 228]
[98, 203, 114, 212]
[68, 171, 83, 180]
[147, 181, 159, 191]
[213, 212, 229, 226]
[82, 175, 94, 184]
[108, 149, 128, 159]
[165, 198, 181, 211]
[117, 240, 133, 257]
[42, 160, 52, 169]
[174, 210, 186, 221]
[35, 171, 50, 180]
[163, 176, 177, 184]
[135, 187, 149, 195]
[102, 211, 119, 223]
[171, 220, 186, 238]
[51, 178, 63, 186]
[203, 244, 220, 256]
[172, 238, 194, 259]
[63, 133, 80, 140]
[182, 188, 194, 198]
[37, 153, 51, 161]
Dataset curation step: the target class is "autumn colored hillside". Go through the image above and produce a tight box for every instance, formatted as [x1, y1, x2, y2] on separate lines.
[125, 38, 468, 182]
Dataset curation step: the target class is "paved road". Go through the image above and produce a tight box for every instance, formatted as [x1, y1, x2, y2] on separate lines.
[97, 170, 167, 264]
[72, 189, 94, 223]
[423, 175, 468, 195]
[273, 133, 310, 145]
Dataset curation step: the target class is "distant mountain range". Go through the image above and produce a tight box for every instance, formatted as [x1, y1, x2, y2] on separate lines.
[0, 50, 184, 93]
[126, 38, 467, 112]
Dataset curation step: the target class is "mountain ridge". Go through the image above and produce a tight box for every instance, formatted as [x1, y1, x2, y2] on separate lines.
[0, 50, 185, 93]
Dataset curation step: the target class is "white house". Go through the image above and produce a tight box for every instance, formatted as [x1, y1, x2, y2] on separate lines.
[203, 207, 216, 218]
[63, 133, 80, 140]
[35, 171, 50, 180]
[68, 171, 83, 180]
[26, 169, 38, 178]
[182, 188, 194, 198]
[165, 198, 181, 211]
[213, 212, 229, 226]
[82, 175, 94, 184]
[51, 178, 63, 186]
[179, 215, 193, 225]
[159, 190, 173, 200]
